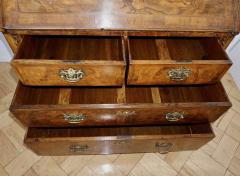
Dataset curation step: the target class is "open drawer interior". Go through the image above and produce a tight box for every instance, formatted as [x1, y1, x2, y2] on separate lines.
[12, 82, 229, 105]
[26, 123, 214, 139]
[15, 35, 125, 61]
[128, 37, 229, 61]
[24, 123, 214, 155]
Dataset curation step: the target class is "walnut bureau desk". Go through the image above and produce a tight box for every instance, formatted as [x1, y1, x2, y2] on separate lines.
[0, 0, 239, 155]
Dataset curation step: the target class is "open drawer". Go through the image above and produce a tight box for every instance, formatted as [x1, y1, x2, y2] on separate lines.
[127, 37, 232, 85]
[10, 82, 231, 127]
[12, 36, 126, 86]
[24, 123, 214, 155]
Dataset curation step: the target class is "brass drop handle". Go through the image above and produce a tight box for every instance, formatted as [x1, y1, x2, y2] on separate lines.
[155, 141, 173, 154]
[168, 67, 192, 81]
[59, 68, 85, 82]
[165, 112, 185, 122]
[116, 110, 136, 118]
[69, 145, 88, 152]
[114, 140, 130, 145]
[63, 113, 87, 123]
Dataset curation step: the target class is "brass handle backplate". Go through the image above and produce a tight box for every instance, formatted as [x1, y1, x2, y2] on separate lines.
[114, 140, 130, 145]
[155, 141, 173, 154]
[168, 67, 192, 81]
[59, 68, 85, 82]
[165, 112, 185, 122]
[69, 145, 88, 152]
[63, 113, 87, 123]
[116, 110, 136, 118]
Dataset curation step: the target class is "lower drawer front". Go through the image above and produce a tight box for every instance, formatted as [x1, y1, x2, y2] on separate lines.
[25, 124, 214, 155]
[13, 106, 227, 127]
[11, 82, 231, 127]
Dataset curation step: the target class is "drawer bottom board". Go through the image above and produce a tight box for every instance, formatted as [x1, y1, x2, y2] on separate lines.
[25, 123, 214, 155]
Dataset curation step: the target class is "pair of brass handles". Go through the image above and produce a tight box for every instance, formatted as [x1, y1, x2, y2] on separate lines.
[69, 141, 173, 153]
[59, 67, 192, 82]
[64, 111, 185, 123]
[63, 110, 137, 124]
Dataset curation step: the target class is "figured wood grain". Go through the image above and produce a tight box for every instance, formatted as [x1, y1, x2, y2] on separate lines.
[58, 88, 71, 105]
[151, 88, 161, 103]
[6, 29, 237, 38]
[3, 34, 22, 54]
[233, 0, 240, 31]
[0, 0, 3, 30]
[12, 36, 126, 86]
[10, 82, 231, 127]
[2, 0, 239, 32]
[128, 37, 232, 85]
[117, 84, 126, 104]
[24, 124, 214, 155]
[155, 39, 171, 60]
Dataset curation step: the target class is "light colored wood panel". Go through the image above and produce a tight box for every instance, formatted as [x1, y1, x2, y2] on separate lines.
[114, 154, 143, 175]
[117, 84, 126, 104]
[5, 150, 40, 176]
[60, 156, 94, 175]
[0, 131, 19, 166]
[3, 33, 21, 54]
[180, 150, 226, 176]
[151, 88, 161, 103]
[212, 134, 238, 167]
[229, 157, 240, 176]
[226, 112, 240, 142]
[0, 165, 8, 176]
[0, 0, 3, 29]
[139, 153, 177, 176]
[32, 157, 67, 176]
[58, 88, 71, 105]
[2, 121, 26, 152]
[2, 0, 238, 32]
[155, 40, 171, 60]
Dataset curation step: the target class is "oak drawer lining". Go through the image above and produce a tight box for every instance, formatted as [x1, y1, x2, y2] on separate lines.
[25, 123, 213, 139]
[12, 82, 229, 105]
[128, 37, 229, 61]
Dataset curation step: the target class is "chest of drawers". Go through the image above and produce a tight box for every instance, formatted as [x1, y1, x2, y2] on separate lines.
[1, 0, 240, 155]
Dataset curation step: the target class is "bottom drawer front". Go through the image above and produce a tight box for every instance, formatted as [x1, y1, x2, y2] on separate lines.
[25, 124, 214, 155]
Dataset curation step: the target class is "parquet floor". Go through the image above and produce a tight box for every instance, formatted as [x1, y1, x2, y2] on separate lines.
[0, 62, 240, 176]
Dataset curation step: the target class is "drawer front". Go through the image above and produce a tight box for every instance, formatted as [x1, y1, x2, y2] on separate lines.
[128, 62, 231, 85]
[26, 138, 211, 155]
[11, 105, 230, 127]
[25, 125, 214, 155]
[12, 61, 125, 86]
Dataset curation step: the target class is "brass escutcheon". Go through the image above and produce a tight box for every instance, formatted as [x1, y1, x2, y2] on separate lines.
[116, 110, 136, 118]
[168, 67, 192, 81]
[63, 113, 87, 123]
[155, 141, 173, 154]
[59, 68, 85, 82]
[165, 112, 185, 122]
[69, 144, 88, 152]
